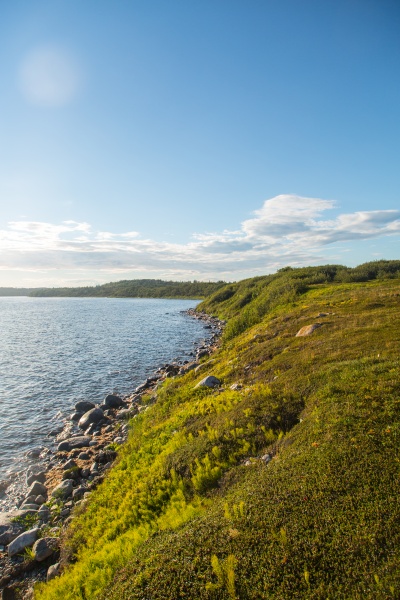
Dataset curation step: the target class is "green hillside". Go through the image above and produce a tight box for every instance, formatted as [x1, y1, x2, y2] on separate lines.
[28, 279, 226, 298]
[35, 261, 400, 600]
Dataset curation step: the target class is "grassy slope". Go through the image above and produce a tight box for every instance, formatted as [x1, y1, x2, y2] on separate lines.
[35, 263, 400, 600]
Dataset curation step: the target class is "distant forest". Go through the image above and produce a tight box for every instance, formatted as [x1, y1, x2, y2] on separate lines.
[0, 279, 226, 299]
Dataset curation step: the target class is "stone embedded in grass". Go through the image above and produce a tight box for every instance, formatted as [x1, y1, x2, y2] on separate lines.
[32, 537, 59, 561]
[8, 527, 39, 557]
[195, 375, 221, 388]
[47, 562, 60, 582]
[295, 323, 323, 337]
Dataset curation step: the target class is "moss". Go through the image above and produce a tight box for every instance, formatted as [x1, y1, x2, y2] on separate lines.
[35, 262, 400, 600]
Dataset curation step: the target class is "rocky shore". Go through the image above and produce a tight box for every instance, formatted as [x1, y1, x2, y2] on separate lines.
[0, 310, 224, 599]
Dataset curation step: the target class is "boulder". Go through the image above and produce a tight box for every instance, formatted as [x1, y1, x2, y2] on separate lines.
[78, 408, 104, 431]
[296, 323, 323, 337]
[62, 459, 77, 471]
[8, 527, 39, 557]
[19, 503, 39, 511]
[35, 495, 46, 505]
[26, 481, 47, 498]
[26, 470, 46, 486]
[32, 537, 59, 561]
[74, 401, 96, 413]
[0, 511, 25, 545]
[195, 375, 221, 389]
[57, 436, 92, 452]
[72, 486, 87, 500]
[78, 452, 90, 460]
[70, 411, 83, 421]
[47, 562, 60, 582]
[51, 479, 74, 499]
[104, 394, 124, 408]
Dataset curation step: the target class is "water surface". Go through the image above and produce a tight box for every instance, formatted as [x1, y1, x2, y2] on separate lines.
[0, 297, 207, 506]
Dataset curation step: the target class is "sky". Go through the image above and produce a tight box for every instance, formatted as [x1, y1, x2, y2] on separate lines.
[0, 0, 399, 287]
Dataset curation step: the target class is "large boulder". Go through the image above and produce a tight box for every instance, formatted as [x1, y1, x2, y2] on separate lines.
[26, 470, 46, 486]
[26, 481, 47, 498]
[57, 436, 91, 452]
[195, 375, 221, 389]
[8, 527, 39, 557]
[78, 408, 104, 431]
[0, 511, 25, 545]
[33, 537, 60, 561]
[104, 394, 124, 409]
[75, 401, 96, 413]
[51, 479, 74, 499]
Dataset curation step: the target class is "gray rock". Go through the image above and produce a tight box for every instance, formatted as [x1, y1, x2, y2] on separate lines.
[33, 537, 59, 561]
[21, 495, 37, 506]
[89, 441, 98, 447]
[117, 408, 137, 419]
[26, 470, 46, 486]
[78, 452, 90, 460]
[0, 511, 25, 545]
[81, 468, 90, 478]
[104, 394, 124, 408]
[8, 527, 39, 557]
[63, 459, 77, 470]
[78, 408, 104, 431]
[19, 503, 39, 511]
[70, 411, 83, 422]
[90, 462, 99, 474]
[72, 486, 87, 500]
[295, 323, 323, 337]
[35, 495, 46, 505]
[195, 375, 221, 389]
[74, 401, 96, 413]
[113, 437, 123, 444]
[57, 436, 91, 452]
[47, 562, 60, 582]
[27, 481, 47, 498]
[26, 447, 43, 458]
[51, 479, 74, 499]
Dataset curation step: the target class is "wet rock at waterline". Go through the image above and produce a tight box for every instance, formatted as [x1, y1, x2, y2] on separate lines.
[57, 436, 92, 452]
[104, 394, 124, 409]
[78, 408, 104, 431]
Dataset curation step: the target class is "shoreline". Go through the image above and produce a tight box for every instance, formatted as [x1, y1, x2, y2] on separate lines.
[0, 309, 224, 598]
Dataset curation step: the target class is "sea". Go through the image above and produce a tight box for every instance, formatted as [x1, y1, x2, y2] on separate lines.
[0, 297, 208, 509]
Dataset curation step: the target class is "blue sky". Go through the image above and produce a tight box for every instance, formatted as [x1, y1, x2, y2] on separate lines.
[0, 0, 399, 286]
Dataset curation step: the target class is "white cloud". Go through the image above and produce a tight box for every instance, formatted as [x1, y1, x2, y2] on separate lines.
[0, 195, 399, 284]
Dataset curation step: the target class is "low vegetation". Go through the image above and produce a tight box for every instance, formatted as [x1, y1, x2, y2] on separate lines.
[27, 279, 226, 298]
[35, 260, 400, 599]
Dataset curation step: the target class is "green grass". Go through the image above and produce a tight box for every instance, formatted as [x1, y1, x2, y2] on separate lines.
[35, 262, 400, 600]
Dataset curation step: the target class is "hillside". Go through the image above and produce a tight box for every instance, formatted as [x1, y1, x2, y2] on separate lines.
[35, 261, 400, 599]
[28, 279, 226, 299]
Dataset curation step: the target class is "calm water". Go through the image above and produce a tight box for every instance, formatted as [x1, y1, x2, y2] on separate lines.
[0, 297, 207, 504]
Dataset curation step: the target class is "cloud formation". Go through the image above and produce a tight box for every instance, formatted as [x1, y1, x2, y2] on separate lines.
[0, 195, 399, 283]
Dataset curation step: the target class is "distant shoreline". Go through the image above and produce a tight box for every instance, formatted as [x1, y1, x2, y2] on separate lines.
[0, 279, 226, 299]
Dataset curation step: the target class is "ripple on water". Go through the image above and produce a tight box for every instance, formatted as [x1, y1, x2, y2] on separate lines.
[0, 297, 206, 509]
